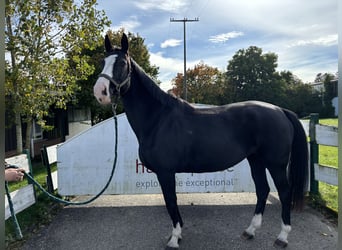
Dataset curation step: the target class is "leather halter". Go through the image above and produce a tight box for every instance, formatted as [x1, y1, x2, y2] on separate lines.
[98, 57, 131, 96]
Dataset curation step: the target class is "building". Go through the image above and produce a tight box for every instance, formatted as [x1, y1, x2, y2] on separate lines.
[5, 106, 91, 158]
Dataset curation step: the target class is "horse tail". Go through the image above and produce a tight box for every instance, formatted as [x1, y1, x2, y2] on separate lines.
[283, 109, 308, 210]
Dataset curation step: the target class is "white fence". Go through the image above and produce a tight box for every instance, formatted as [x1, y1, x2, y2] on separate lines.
[5, 151, 35, 220]
[301, 117, 338, 188]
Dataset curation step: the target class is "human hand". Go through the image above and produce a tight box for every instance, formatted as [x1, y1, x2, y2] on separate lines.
[5, 168, 25, 182]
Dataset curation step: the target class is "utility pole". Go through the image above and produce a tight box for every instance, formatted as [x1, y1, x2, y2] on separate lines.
[170, 17, 199, 101]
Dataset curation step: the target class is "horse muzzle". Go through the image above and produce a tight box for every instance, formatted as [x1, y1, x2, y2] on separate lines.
[93, 78, 112, 105]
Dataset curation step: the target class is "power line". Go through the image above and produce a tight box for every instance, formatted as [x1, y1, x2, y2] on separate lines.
[170, 17, 199, 101]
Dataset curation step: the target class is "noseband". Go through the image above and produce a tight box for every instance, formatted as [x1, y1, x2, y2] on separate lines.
[98, 57, 131, 97]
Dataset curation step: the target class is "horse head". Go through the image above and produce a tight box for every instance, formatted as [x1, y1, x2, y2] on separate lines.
[94, 33, 131, 105]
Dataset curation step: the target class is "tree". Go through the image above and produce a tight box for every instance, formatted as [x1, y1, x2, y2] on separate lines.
[285, 84, 323, 117]
[5, 0, 110, 152]
[279, 70, 303, 85]
[321, 73, 337, 117]
[226, 46, 278, 102]
[169, 45, 330, 118]
[75, 29, 160, 124]
[171, 62, 226, 105]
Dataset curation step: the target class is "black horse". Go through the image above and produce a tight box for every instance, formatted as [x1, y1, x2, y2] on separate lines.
[94, 33, 308, 249]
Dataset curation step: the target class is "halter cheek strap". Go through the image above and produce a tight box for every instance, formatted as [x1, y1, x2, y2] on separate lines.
[98, 73, 131, 96]
[98, 57, 132, 96]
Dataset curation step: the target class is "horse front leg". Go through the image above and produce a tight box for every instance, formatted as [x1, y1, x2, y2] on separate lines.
[157, 172, 183, 249]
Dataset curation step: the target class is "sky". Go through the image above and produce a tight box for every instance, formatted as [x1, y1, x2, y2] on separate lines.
[95, 0, 338, 91]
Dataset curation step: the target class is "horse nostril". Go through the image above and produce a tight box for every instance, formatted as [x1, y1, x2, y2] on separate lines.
[102, 88, 107, 96]
[98, 98, 102, 102]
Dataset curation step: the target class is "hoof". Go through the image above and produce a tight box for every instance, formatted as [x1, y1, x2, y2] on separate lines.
[241, 231, 254, 240]
[165, 247, 178, 250]
[167, 235, 182, 243]
[274, 239, 288, 248]
[165, 235, 181, 249]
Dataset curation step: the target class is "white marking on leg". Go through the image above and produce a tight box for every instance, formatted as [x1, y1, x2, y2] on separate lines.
[277, 221, 291, 243]
[245, 214, 262, 236]
[167, 222, 182, 248]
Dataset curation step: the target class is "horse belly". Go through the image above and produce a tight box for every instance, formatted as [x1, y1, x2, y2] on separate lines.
[184, 142, 246, 173]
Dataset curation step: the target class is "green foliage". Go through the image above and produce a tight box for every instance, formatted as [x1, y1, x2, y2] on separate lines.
[227, 46, 278, 91]
[172, 45, 333, 118]
[172, 62, 226, 105]
[321, 73, 337, 117]
[284, 83, 323, 117]
[5, 0, 110, 149]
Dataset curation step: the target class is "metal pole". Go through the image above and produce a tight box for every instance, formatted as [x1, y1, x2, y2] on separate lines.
[183, 20, 187, 100]
[170, 17, 199, 101]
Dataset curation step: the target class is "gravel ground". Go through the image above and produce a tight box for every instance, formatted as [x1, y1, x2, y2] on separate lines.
[21, 193, 337, 250]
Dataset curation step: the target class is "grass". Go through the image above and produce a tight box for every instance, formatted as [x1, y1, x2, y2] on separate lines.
[319, 118, 338, 127]
[7, 161, 57, 192]
[319, 145, 338, 167]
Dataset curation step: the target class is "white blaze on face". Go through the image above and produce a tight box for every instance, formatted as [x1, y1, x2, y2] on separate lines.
[93, 54, 118, 105]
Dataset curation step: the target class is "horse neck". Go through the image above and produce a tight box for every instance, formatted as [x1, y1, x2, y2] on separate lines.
[121, 60, 166, 140]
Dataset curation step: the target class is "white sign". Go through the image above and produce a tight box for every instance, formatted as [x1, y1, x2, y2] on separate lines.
[58, 113, 276, 195]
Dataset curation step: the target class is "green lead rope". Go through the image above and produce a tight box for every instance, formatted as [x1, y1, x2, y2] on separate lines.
[6, 112, 118, 239]
[24, 114, 119, 205]
[5, 181, 23, 239]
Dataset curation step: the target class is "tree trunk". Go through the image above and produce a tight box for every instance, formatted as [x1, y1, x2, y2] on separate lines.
[6, 5, 23, 154]
[25, 119, 32, 154]
[15, 112, 23, 153]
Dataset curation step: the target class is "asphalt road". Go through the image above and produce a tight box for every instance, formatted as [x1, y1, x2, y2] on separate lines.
[21, 193, 337, 250]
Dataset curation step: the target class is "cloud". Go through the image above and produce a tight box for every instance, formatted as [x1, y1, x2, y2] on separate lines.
[149, 51, 201, 91]
[150, 52, 183, 76]
[161, 39, 182, 48]
[133, 0, 188, 12]
[209, 31, 244, 43]
[111, 16, 141, 32]
[287, 34, 338, 48]
[97, 0, 337, 85]
[149, 52, 182, 91]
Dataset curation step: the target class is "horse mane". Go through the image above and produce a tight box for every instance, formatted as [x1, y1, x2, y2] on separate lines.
[130, 59, 194, 111]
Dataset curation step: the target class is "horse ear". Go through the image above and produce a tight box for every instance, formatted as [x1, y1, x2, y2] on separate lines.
[105, 35, 112, 52]
[121, 33, 129, 53]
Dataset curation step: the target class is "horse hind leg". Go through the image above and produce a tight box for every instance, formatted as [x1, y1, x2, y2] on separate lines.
[242, 156, 270, 240]
[167, 222, 182, 249]
[268, 166, 292, 248]
[157, 172, 183, 249]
